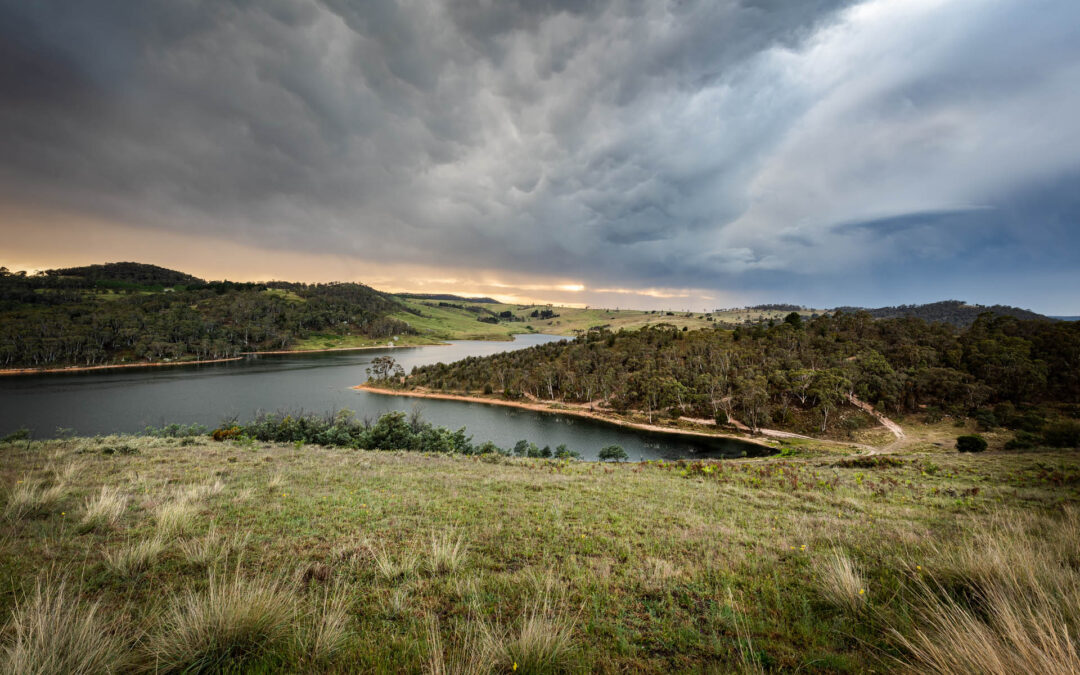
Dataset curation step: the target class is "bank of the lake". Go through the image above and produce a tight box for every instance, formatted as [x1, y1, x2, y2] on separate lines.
[0, 340, 453, 377]
[355, 383, 777, 453]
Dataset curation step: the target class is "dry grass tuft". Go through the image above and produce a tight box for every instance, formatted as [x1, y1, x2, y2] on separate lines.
[426, 615, 485, 675]
[0, 577, 128, 674]
[103, 536, 167, 578]
[428, 531, 467, 575]
[820, 549, 866, 613]
[79, 485, 128, 532]
[144, 567, 296, 673]
[892, 509, 1080, 675]
[369, 544, 420, 582]
[155, 499, 197, 538]
[4, 478, 66, 520]
[301, 582, 353, 664]
[480, 594, 577, 674]
[179, 524, 249, 568]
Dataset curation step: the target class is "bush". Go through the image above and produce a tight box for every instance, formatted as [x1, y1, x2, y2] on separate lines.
[714, 410, 728, 426]
[1, 427, 31, 443]
[1042, 420, 1080, 448]
[956, 435, 988, 453]
[598, 445, 628, 462]
[973, 409, 997, 431]
[1004, 430, 1041, 451]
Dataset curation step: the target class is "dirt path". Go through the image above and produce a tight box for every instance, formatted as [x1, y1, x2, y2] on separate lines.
[845, 394, 908, 454]
[355, 385, 777, 451]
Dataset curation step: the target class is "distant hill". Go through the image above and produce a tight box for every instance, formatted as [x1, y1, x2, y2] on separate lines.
[46, 262, 205, 287]
[398, 293, 498, 304]
[832, 300, 1049, 327]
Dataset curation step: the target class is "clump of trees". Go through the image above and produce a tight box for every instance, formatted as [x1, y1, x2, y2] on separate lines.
[402, 312, 1080, 436]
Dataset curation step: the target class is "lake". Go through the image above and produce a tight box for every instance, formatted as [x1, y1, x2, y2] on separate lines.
[0, 334, 768, 461]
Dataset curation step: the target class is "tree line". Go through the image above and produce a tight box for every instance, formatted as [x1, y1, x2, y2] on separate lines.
[0, 265, 414, 367]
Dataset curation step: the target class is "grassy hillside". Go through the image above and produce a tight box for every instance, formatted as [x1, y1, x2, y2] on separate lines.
[388, 298, 776, 341]
[2, 434, 1077, 672]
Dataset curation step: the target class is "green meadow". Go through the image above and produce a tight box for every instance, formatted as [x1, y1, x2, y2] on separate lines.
[2, 433, 1077, 673]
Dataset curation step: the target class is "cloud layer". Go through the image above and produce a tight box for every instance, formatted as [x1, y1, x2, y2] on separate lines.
[1, 0, 1078, 310]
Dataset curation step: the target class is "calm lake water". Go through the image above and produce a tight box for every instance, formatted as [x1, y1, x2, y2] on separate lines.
[0, 334, 767, 461]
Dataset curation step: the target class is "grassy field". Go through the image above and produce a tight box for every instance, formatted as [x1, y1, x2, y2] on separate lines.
[2, 433, 1077, 673]
[389, 297, 812, 341]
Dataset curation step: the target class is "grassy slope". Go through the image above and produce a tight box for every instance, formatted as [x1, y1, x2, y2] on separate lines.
[388, 297, 809, 342]
[2, 435, 1077, 672]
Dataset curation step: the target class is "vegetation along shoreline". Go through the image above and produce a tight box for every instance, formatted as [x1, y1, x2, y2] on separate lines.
[354, 383, 779, 452]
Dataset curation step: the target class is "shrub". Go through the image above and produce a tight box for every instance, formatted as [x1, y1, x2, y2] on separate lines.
[956, 435, 988, 453]
[1, 427, 31, 443]
[598, 445, 628, 462]
[974, 409, 998, 431]
[553, 444, 581, 460]
[714, 410, 729, 426]
[1005, 430, 1042, 451]
[1042, 420, 1080, 448]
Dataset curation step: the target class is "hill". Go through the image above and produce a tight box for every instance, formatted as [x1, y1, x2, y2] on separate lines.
[392, 313, 1080, 439]
[833, 300, 1048, 326]
[45, 261, 206, 287]
[398, 292, 499, 304]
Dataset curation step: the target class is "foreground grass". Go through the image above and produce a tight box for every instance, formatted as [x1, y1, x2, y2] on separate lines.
[1, 436, 1077, 672]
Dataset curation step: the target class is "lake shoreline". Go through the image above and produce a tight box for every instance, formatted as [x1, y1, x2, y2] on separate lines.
[0, 342, 447, 377]
[354, 383, 777, 451]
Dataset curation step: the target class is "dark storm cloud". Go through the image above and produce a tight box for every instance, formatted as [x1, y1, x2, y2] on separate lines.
[1, 0, 1079, 309]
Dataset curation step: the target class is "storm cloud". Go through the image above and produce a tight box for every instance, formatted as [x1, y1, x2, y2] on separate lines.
[1, 0, 1079, 310]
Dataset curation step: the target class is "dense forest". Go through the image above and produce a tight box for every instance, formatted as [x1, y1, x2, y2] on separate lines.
[401, 312, 1080, 436]
[0, 263, 413, 367]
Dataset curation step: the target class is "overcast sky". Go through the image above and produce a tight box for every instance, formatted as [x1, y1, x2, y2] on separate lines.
[1, 0, 1078, 312]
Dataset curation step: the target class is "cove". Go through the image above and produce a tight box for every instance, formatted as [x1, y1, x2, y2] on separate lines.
[0, 334, 769, 461]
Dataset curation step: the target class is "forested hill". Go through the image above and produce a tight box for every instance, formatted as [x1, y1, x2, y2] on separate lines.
[0, 263, 414, 368]
[45, 261, 206, 287]
[401, 313, 1080, 437]
[398, 293, 498, 304]
[832, 300, 1047, 326]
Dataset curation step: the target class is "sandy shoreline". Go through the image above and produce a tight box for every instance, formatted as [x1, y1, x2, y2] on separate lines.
[0, 341, 444, 377]
[353, 384, 777, 450]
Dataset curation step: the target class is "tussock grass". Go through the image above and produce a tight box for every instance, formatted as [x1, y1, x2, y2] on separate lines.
[103, 536, 167, 577]
[155, 499, 197, 538]
[179, 524, 248, 568]
[891, 510, 1080, 674]
[428, 531, 467, 575]
[300, 582, 353, 664]
[0, 577, 128, 674]
[144, 567, 296, 673]
[820, 549, 866, 613]
[480, 593, 577, 674]
[78, 485, 128, 532]
[369, 544, 420, 581]
[426, 615, 485, 675]
[3, 478, 66, 520]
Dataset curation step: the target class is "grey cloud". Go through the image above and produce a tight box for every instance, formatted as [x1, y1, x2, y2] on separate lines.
[1, 0, 1079, 311]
